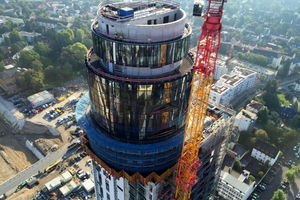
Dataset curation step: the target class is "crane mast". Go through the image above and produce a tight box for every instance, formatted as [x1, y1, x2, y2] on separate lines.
[175, 1, 226, 199]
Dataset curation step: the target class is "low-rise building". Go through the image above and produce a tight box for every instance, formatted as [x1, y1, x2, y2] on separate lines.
[59, 180, 80, 197]
[19, 31, 41, 43]
[246, 100, 264, 114]
[27, 90, 55, 109]
[230, 58, 277, 81]
[0, 65, 24, 95]
[251, 140, 280, 166]
[234, 109, 257, 131]
[214, 59, 228, 80]
[294, 80, 300, 92]
[209, 67, 257, 106]
[217, 167, 255, 200]
[37, 18, 69, 30]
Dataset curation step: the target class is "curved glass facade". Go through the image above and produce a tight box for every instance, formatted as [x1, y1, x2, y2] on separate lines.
[75, 92, 185, 174]
[92, 23, 191, 68]
[87, 68, 193, 144]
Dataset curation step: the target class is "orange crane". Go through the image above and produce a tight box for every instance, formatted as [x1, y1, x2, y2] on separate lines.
[175, 0, 226, 199]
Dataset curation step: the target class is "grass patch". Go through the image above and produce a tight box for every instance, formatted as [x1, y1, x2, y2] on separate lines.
[277, 93, 290, 106]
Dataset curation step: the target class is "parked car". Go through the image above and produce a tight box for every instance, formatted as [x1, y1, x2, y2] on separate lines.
[293, 146, 297, 151]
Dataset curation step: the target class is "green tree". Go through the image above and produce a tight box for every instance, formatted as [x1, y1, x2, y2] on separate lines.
[17, 50, 40, 68]
[257, 108, 268, 124]
[277, 58, 291, 78]
[233, 161, 242, 172]
[31, 60, 43, 71]
[291, 114, 300, 129]
[44, 65, 57, 83]
[264, 79, 278, 93]
[271, 189, 285, 200]
[34, 42, 51, 57]
[254, 129, 268, 140]
[56, 29, 74, 48]
[11, 41, 27, 55]
[249, 175, 255, 182]
[258, 171, 264, 179]
[9, 30, 21, 43]
[285, 165, 299, 182]
[262, 80, 280, 110]
[17, 69, 44, 91]
[60, 42, 88, 71]
[75, 29, 85, 43]
[0, 61, 4, 72]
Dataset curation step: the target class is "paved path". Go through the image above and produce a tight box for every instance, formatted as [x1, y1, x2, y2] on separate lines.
[0, 144, 70, 196]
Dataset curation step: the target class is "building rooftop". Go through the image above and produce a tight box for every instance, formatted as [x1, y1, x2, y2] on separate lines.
[222, 74, 244, 87]
[4, 64, 14, 70]
[247, 100, 264, 111]
[19, 31, 41, 37]
[236, 109, 257, 121]
[233, 67, 256, 77]
[99, 1, 180, 23]
[211, 84, 229, 94]
[253, 139, 279, 159]
[220, 167, 254, 193]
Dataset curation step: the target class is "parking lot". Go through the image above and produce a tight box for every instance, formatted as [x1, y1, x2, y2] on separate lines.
[248, 144, 300, 200]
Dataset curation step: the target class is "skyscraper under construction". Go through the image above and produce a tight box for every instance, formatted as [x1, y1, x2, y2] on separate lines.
[76, 1, 232, 200]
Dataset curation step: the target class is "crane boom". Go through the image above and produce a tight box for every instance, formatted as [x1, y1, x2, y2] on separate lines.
[175, 1, 226, 199]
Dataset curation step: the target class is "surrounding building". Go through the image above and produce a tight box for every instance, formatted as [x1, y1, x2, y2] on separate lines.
[294, 80, 300, 92]
[214, 59, 228, 80]
[217, 167, 255, 200]
[209, 67, 257, 106]
[75, 1, 232, 200]
[0, 64, 24, 95]
[246, 100, 264, 114]
[233, 109, 257, 131]
[230, 58, 277, 81]
[19, 31, 41, 43]
[251, 140, 280, 166]
[27, 90, 55, 109]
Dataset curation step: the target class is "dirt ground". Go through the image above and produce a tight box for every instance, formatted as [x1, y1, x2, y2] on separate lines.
[0, 91, 85, 185]
[7, 154, 92, 200]
[0, 134, 37, 184]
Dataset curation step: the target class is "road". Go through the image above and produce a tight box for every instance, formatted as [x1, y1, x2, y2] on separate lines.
[0, 143, 70, 197]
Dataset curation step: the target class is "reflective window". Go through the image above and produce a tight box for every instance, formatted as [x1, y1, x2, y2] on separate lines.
[87, 67, 192, 144]
[92, 31, 191, 68]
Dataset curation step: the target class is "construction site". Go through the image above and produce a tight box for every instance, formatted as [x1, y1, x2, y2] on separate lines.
[0, 88, 85, 186]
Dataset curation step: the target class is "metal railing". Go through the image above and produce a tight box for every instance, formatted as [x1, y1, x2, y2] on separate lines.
[98, 0, 180, 21]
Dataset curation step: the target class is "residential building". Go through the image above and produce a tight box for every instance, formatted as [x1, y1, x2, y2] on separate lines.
[246, 100, 264, 114]
[0, 16, 24, 25]
[294, 80, 300, 92]
[217, 167, 255, 200]
[233, 109, 257, 131]
[19, 31, 41, 43]
[251, 140, 280, 166]
[288, 57, 300, 76]
[37, 18, 69, 30]
[0, 65, 24, 95]
[209, 67, 257, 106]
[214, 59, 228, 80]
[230, 58, 277, 81]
